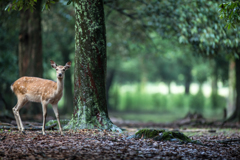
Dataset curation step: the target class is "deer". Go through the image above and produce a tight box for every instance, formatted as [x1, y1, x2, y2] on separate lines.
[11, 60, 71, 135]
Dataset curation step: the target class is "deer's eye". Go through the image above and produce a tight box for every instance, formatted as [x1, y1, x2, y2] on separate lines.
[56, 69, 58, 71]
[63, 69, 66, 72]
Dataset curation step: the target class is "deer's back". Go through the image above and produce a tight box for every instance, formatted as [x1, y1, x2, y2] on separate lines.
[11, 76, 57, 103]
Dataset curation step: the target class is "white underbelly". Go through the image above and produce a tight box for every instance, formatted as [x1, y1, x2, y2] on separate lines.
[26, 94, 41, 103]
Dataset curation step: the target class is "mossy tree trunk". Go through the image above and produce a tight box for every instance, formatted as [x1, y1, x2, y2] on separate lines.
[65, 0, 121, 131]
[18, 0, 42, 116]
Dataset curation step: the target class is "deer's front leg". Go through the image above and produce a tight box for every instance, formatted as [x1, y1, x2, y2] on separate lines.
[52, 104, 63, 135]
[42, 102, 48, 135]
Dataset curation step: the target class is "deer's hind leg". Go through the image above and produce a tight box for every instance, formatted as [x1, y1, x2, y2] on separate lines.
[12, 96, 28, 133]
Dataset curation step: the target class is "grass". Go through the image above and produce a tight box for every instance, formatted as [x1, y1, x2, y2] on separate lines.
[109, 110, 187, 123]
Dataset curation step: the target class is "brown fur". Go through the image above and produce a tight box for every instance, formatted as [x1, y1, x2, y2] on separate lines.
[11, 76, 61, 104]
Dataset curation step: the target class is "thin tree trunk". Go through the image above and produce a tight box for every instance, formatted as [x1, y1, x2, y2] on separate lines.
[184, 65, 192, 95]
[140, 56, 147, 93]
[227, 59, 236, 118]
[18, 0, 42, 116]
[211, 59, 218, 94]
[65, 0, 121, 132]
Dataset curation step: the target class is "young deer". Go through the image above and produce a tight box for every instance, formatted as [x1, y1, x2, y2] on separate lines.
[11, 60, 71, 135]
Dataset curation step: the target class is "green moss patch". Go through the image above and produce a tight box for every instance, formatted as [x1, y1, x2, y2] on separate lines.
[130, 129, 203, 145]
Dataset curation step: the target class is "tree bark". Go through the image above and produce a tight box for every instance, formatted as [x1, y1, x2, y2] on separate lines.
[18, 0, 42, 116]
[65, 0, 121, 132]
[19, 0, 42, 78]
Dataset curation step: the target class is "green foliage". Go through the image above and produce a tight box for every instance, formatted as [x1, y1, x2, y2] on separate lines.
[219, 2, 240, 29]
[210, 91, 226, 109]
[5, 0, 60, 12]
[192, 63, 209, 84]
[189, 90, 205, 113]
[151, 93, 167, 109]
[109, 83, 215, 114]
[109, 84, 120, 110]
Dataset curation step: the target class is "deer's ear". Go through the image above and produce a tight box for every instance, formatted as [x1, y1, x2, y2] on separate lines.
[65, 61, 72, 70]
[50, 60, 57, 69]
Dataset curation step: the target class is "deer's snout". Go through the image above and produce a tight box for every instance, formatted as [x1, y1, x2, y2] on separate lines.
[58, 73, 63, 78]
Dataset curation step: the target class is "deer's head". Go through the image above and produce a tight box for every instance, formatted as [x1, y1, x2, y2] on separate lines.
[50, 60, 71, 79]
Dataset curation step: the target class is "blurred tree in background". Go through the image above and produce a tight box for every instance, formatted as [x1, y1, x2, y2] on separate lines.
[218, 1, 240, 122]
[0, 1, 19, 114]
[18, 0, 43, 117]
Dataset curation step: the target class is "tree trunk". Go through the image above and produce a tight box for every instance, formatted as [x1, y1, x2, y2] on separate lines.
[184, 65, 192, 95]
[140, 56, 147, 93]
[19, 0, 42, 78]
[65, 0, 121, 132]
[224, 56, 240, 122]
[211, 59, 218, 94]
[18, 0, 42, 117]
[227, 59, 236, 118]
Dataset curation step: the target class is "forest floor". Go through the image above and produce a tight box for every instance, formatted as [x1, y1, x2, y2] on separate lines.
[0, 114, 240, 159]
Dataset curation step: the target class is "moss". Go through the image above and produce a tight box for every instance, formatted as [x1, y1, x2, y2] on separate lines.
[135, 129, 165, 139]
[153, 131, 192, 142]
[133, 129, 203, 145]
[153, 131, 174, 141]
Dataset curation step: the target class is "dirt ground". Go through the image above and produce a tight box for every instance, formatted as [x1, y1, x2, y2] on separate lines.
[0, 121, 240, 159]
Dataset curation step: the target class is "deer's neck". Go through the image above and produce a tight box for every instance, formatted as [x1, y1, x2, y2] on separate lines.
[56, 78, 64, 94]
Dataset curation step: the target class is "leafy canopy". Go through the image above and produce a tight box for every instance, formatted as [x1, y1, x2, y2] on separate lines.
[219, 1, 240, 29]
[4, 0, 77, 12]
